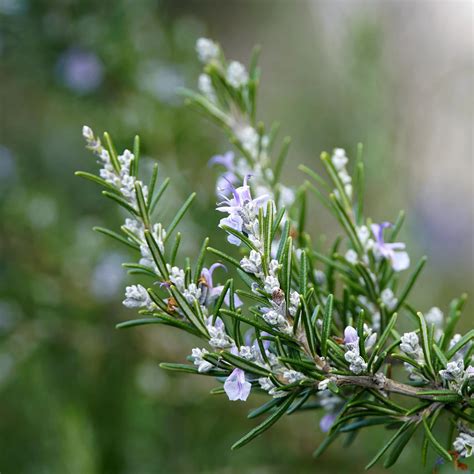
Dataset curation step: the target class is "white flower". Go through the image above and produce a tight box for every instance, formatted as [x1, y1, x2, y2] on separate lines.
[400, 332, 424, 363]
[283, 370, 305, 384]
[82, 125, 94, 140]
[439, 359, 465, 382]
[345, 249, 358, 264]
[240, 250, 262, 275]
[380, 288, 398, 311]
[344, 351, 367, 374]
[168, 266, 185, 291]
[183, 283, 201, 304]
[191, 348, 213, 373]
[123, 218, 144, 238]
[425, 307, 443, 327]
[123, 284, 153, 310]
[453, 431, 474, 458]
[268, 259, 281, 276]
[264, 275, 280, 294]
[226, 61, 248, 88]
[288, 291, 300, 316]
[315, 270, 326, 285]
[331, 148, 348, 171]
[196, 38, 219, 63]
[235, 125, 259, 157]
[198, 73, 216, 102]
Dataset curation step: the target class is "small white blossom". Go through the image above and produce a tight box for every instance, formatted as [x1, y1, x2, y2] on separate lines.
[288, 291, 300, 316]
[400, 332, 424, 363]
[425, 307, 443, 327]
[315, 270, 326, 285]
[453, 431, 474, 458]
[196, 38, 219, 63]
[198, 73, 216, 102]
[226, 61, 248, 88]
[183, 283, 202, 304]
[191, 348, 213, 373]
[283, 370, 305, 384]
[345, 249, 358, 264]
[331, 148, 348, 171]
[381, 288, 398, 311]
[168, 266, 186, 291]
[264, 275, 280, 294]
[240, 250, 262, 275]
[123, 284, 153, 310]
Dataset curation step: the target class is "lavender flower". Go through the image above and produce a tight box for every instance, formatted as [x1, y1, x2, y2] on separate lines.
[217, 176, 269, 247]
[343, 326, 367, 374]
[199, 263, 242, 308]
[224, 368, 251, 401]
[371, 222, 410, 272]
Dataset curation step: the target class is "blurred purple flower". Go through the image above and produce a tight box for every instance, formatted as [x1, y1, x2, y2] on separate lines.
[371, 222, 410, 272]
[57, 48, 103, 94]
[320, 413, 337, 432]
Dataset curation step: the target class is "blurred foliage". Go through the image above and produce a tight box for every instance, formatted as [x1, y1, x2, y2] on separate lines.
[0, 1, 471, 473]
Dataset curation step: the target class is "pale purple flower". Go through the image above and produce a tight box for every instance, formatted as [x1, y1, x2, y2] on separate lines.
[57, 48, 103, 94]
[344, 326, 359, 345]
[219, 213, 244, 245]
[224, 368, 251, 401]
[320, 413, 337, 432]
[200, 263, 242, 307]
[371, 222, 410, 272]
[209, 151, 235, 170]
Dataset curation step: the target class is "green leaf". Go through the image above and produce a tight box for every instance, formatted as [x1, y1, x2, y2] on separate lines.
[132, 134, 140, 176]
[144, 229, 168, 278]
[354, 160, 364, 226]
[207, 247, 241, 269]
[150, 177, 171, 213]
[432, 343, 448, 368]
[134, 181, 150, 227]
[159, 363, 227, 377]
[247, 398, 281, 419]
[92, 226, 139, 250]
[231, 391, 299, 450]
[313, 426, 341, 458]
[103, 131, 120, 173]
[299, 250, 308, 297]
[422, 418, 452, 462]
[168, 286, 208, 336]
[194, 237, 210, 282]
[446, 329, 474, 360]
[116, 318, 163, 329]
[340, 417, 394, 433]
[368, 313, 397, 369]
[320, 294, 334, 358]
[416, 311, 435, 377]
[273, 136, 291, 185]
[220, 351, 269, 377]
[165, 192, 196, 241]
[392, 257, 427, 313]
[383, 423, 418, 468]
[75, 171, 119, 192]
[102, 190, 138, 215]
[365, 422, 413, 470]
[147, 163, 159, 207]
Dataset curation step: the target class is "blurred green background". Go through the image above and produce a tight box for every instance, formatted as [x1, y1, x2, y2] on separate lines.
[0, 1, 472, 473]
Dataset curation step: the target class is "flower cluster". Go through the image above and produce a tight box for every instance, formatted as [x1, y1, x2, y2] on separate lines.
[77, 38, 473, 469]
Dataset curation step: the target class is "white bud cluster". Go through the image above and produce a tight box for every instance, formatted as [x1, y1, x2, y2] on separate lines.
[123, 284, 154, 310]
[331, 148, 352, 199]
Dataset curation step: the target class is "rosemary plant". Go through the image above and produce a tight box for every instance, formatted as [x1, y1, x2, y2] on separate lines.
[76, 38, 473, 470]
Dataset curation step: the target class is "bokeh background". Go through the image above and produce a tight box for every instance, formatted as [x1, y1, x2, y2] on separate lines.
[0, 1, 472, 473]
